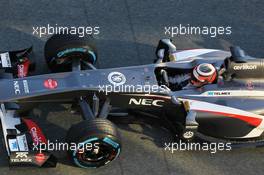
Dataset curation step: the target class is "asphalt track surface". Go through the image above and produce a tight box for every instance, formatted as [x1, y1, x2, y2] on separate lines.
[0, 0, 264, 175]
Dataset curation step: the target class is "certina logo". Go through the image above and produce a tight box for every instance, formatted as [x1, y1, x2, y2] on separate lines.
[108, 72, 126, 86]
[129, 98, 165, 107]
[233, 64, 257, 70]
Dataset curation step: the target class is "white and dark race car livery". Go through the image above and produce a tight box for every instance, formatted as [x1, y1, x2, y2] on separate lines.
[0, 34, 263, 169]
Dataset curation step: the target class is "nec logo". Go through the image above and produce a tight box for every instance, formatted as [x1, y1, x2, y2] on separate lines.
[129, 98, 164, 107]
[13, 81, 21, 94]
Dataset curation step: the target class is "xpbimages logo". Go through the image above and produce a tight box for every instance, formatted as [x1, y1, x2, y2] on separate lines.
[164, 24, 232, 38]
[98, 71, 169, 95]
[32, 140, 100, 154]
[164, 140, 232, 154]
[32, 24, 100, 37]
[98, 84, 168, 95]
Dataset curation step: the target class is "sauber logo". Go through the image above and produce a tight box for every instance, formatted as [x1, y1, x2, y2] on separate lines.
[129, 98, 165, 107]
[233, 64, 257, 70]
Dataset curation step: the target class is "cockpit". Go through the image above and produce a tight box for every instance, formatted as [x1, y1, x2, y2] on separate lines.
[154, 42, 264, 91]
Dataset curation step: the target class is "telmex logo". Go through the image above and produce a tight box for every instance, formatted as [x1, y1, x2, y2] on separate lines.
[129, 98, 164, 107]
[16, 152, 28, 158]
[11, 152, 32, 163]
[233, 64, 257, 70]
[208, 91, 231, 96]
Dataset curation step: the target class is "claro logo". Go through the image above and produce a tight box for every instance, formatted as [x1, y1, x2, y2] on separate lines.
[30, 127, 42, 145]
[129, 98, 164, 107]
[233, 64, 257, 70]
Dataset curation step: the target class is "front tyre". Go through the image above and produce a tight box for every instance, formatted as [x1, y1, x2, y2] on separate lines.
[44, 34, 98, 72]
[66, 119, 121, 168]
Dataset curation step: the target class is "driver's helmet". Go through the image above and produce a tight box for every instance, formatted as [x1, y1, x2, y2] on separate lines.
[191, 63, 217, 87]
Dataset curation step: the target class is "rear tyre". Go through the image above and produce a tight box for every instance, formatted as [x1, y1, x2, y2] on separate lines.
[44, 34, 98, 72]
[66, 119, 121, 168]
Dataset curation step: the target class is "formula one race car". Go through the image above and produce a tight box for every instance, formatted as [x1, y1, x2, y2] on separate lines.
[0, 34, 264, 168]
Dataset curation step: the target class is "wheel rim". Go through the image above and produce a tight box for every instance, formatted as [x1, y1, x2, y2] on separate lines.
[73, 137, 120, 168]
[52, 48, 96, 65]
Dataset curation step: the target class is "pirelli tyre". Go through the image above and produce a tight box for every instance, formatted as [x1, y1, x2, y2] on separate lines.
[66, 119, 121, 168]
[44, 33, 98, 72]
